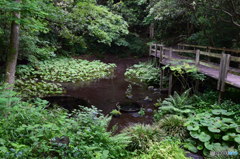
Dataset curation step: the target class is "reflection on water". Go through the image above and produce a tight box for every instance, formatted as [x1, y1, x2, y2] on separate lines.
[48, 57, 167, 131]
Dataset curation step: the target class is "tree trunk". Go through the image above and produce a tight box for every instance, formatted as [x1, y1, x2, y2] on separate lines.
[5, 0, 21, 85]
[149, 23, 155, 39]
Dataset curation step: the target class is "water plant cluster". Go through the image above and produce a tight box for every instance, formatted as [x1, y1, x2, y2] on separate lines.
[124, 62, 160, 86]
[15, 58, 116, 97]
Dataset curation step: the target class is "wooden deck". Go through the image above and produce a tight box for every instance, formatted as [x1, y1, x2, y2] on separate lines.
[150, 44, 240, 92]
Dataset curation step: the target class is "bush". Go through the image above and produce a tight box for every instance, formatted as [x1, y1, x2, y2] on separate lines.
[122, 124, 165, 152]
[155, 115, 188, 140]
[133, 139, 190, 159]
[124, 62, 160, 86]
[0, 85, 130, 158]
[154, 89, 194, 121]
[184, 110, 240, 155]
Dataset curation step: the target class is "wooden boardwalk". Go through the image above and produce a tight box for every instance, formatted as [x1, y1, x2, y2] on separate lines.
[149, 43, 240, 95]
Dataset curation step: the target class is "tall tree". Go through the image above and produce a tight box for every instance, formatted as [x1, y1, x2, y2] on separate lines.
[5, 0, 21, 85]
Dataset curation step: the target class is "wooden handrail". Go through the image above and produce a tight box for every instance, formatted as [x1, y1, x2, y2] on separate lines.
[178, 43, 240, 54]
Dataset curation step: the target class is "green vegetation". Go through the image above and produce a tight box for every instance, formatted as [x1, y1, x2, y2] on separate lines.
[15, 58, 116, 97]
[138, 108, 146, 116]
[156, 115, 188, 140]
[154, 90, 240, 156]
[164, 60, 205, 91]
[133, 140, 190, 159]
[124, 62, 160, 86]
[154, 89, 193, 120]
[0, 85, 130, 158]
[1, 0, 240, 158]
[122, 124, 164, 152]
[110, 109, 122, 117]
[184, 110, 240, 154]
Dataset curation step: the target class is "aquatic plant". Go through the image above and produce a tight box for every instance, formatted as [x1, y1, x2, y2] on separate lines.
[124, 62, 161, 86]
[138, 108, 145, 116]
[125, 84, 133, 99]
[15, 57, 116, 97]
[110, 109, 122, 117]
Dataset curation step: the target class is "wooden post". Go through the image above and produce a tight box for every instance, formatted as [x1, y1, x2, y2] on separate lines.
[149, 44, 152, 56]
[154, 44, 157, 66]
[168, 72, 173, 96]
[220, 54, 230, 92]
[159, 45, 163, 63]
[169, 47, 173, 59]
[195, 50, 201, 92]
[217, 54, 225, 91]
[168, 47, 173, 96]
[206, 47, 211, 62]
[217, 53, 231, 103]
[195, 50, 200, 67]
[160, 69, 164, 90]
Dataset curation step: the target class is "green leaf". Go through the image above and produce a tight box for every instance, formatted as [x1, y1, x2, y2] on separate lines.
[187, 125, 199, 131]
[184, 143, 198, 153]
[234, 135, 240, 144]
[199, 132, 211, 142]
[222, 135, 229, 141]
[208, 127, 220, 133]
[204, 142, 213, 151]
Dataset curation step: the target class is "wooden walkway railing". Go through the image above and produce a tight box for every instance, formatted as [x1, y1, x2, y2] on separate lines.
[149, 43, 240, 101]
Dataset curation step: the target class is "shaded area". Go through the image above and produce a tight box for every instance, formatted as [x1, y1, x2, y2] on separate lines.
[119, 102, 141, 112]
[61, 56, 166, 131]
[43, 95, 91, 112]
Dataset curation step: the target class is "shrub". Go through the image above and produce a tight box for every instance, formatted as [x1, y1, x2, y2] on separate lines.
[0, 86, 130, 158]
[124, 62, 160, 86]
[133, 139, 190, 159]
[184, 110, 240, 156]
[154, 89, 194, 121]
[122, 124, 165, 152]
[155, 115, 188, 140]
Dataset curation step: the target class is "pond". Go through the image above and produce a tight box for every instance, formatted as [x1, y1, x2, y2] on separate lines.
[44, 56, 167, 132]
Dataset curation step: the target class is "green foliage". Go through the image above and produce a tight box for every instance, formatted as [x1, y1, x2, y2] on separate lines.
[30, 58, 116, 83]
[154, 89, 193, 120]
[122, 124, 164, 152]
[110, 109, 121, 116]
[164, 60, 205, 91]
[15, 58, 116, 97]
[0, 86, 130, 158]
[156, 115, 188, 140]
[125, 84, 133, 99]
[138, 108, 146, 116]
[133, 139, 190, 159]
[184, 110, 240, 155]
[125, 62, 160, 86]
[15, 79, 63, 98]
[61, 1, 129, 47]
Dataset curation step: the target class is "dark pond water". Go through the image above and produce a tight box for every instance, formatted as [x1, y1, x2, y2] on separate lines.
[45, 56, 167, 132]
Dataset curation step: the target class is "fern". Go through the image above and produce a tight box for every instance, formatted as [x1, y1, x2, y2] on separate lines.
[154, 89, 194, 120]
